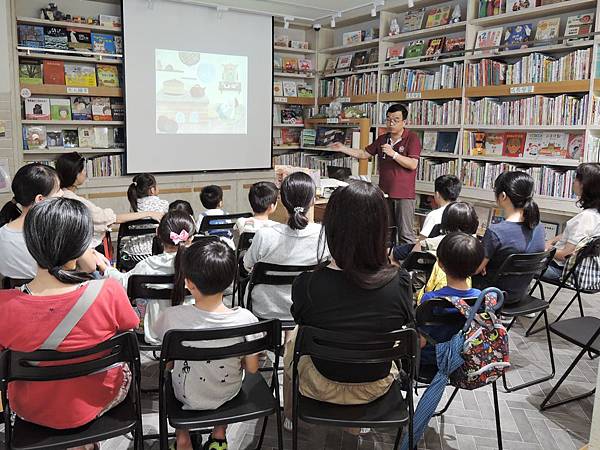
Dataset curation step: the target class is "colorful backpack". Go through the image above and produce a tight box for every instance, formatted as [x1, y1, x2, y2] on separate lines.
[447, 288, 510, 390]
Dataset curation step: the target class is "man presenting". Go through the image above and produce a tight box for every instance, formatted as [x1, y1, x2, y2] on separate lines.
[330, 103, 421, 244]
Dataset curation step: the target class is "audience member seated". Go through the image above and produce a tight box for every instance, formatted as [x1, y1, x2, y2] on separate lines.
[197, 184, 233, 239]
[169, 200, 195, 227]
[420, 174, 462, 239]
[282, 180, 415, 427]
[0, 197, 138, 448]
[418, 232, 484, 373]
[56, 152, 163, 248]
[474, 171, 545, 303]
[98, 210, 195, 344]
[0, 163, 97, 280]
[233, 181, 278, 244]
[156, 238, 260, 450]
[243, 172, 325, 321]
[544, 163, 600, 281]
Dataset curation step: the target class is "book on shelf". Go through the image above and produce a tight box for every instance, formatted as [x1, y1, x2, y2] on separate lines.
[46, 130, 64, 148]
[418, 159, 457, 183]
[422, 131, 438, 152]
[351, 51, 368, 69]
[298, 58, 312, 73]
[564, 14, 594, 39]
[485, 133, 505, 155]
[478, 0, 503, 18]
[444, 38, 465, 54]
[381, 99, 462, 126]
[91, 97, 112, 121]
[365, 28, 379, 41]
[274, 55, 282, 72]
[96, 65, 120, 88]
[424, 6, 451, 28]
[50, 98, 72, 120]
[115, 35, 123, 55]
[86, 154, 124, 178]
[281, 128, 301, 145]
[297, 83, 314, 98]
[44, 60, 65, 85]
[18, 25, 44, 48]
[282, 81, 297, 97]
[301, 129, 316, 147]
[65, 63, 97, 87]
[402, 8, 425, 32]
[63, 129, 79, 147]
[110, 99, 125, 121]
[319, 72, 378, 97]
[367, 48, 379, 64]
[290, 40, 309, 50]
[44, 26, 68, 50]
[274, 35, 289, 48]
[19, 61, 43, 85]
[475, 28, 503, 55]
[315, 127, 350, 146]
[94, 127, 110, 148]
[474, 206, 492, 235]
[67, 28, 92, 52]
[405, 40, 426, 58]
[567, 134, 584, 160]
[25, 97, 51, 120]
[91, 33, 116, 54]
[435, 132, 458, 153]
[343, 31, 363, 46]
[336, 54, 353, 70]
[535, 18, 560, 42]
[324, 58, 337, 74]
[78, 127, 94, 147]
[469, 131, 487, 155]
[273, 81, 283, 96]
[424, 38, 445, 60]
[386, 44, 405, 62]
[113, 127, 125, 148]
[99, 14, 122, 28]
[283, 57, 298, 73]
[24, 125, 47, 150]
[506, 0, 532, 12]
[502, 132, 526, 157]
[71, 96, 92, 120]
[505, 24, 532, 50]
[281, 105, 304, 125]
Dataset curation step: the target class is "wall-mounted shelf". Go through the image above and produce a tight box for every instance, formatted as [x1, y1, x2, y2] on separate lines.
[320, 39, 380, 54]
[20, 84, 123, 97]
[380, 88, 463, 102]
[17, 50, 122, 64]
[23, 148, 125, 155]
[383, 21, 467, 43]
[273, 46, 316, 54]
[317, 94, 378, 105]
[22, 120, 124, 126]
[464, 80, 590, 97]
[16, 16, 122, 33]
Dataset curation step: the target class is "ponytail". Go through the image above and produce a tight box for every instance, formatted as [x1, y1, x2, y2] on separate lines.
[523, 197, 540, 230]
[48, 266, 92, 284]
[280, 172, 315, 231]
[127, 173, 157, 212]
[127, 182, 139, 212]
[171, 244, 187, 306]
[494, 171, 539, 230]
[0, 199, 22, 227]
[288, 206, 309, 230]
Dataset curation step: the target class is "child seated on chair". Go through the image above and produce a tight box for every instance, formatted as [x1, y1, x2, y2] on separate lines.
[233, 181, 278, 245]
[155, 238, 261, 450]
[97, 211, 195, 345]
[198, 185, 233, 239]
[419, 232, 485, 373]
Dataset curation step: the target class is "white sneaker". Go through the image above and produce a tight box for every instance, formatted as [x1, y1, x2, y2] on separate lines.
[283, 418, 293, 432]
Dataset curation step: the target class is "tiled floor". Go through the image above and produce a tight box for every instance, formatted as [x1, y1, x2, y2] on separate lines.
[2, 281, 598, 449]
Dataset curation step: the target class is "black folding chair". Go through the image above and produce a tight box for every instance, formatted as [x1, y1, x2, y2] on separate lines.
[158, 320, 283, 450]
[415, 296, 504, 449]
[245, 262, 322, 329]
[232, 232, 255, 306]
[1, 277, 32, 289]
[527, 236, 600, 337]
[291, 326, 418, 450]
[0, 331, 143, 450]
[116, 219, 159, 272]
[197, 212, 252, 236]
[401, 251, 437, 294]
[540, 316, 600, 410]
[481, 250, 558, 392]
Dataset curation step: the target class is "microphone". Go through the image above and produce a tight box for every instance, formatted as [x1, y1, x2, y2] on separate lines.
[381, 132, 391, 159]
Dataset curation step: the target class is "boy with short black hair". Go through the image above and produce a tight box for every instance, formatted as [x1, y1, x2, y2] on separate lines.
[419, 232, 485, 370]
[198, 185, 232, 239]
[419, 175, 462, 239]
[155, 239, 261, 450]
[234, 181, 278, 243]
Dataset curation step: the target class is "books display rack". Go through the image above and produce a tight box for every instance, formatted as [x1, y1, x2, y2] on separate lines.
[270, 0, 600, 215]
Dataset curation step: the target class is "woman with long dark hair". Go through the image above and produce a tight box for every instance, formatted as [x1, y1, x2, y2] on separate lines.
[0, 197, 138, 445]
[474, 171, 545, 302]
[282, 180, 414, 427]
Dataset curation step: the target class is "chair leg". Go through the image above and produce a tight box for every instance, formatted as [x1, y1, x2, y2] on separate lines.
[553, 292, 580, 323]
[502, 311, 556, 392]
[526, 282, 562, 337]
[255, 415, 269, 450]
[492, 382, 503, 450]
[432, 387, 459, 417]
[393, 426, 403, 450]
[540, 346, 596, 410]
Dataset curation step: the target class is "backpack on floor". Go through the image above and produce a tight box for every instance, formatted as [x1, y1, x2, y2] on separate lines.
[562, 235, 600, 291]
[447, 288, 510, 390]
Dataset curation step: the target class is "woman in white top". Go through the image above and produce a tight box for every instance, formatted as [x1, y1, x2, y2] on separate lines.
[0, 163, 97, 280]
[545, 163, 600, 280]
[56, 152, 163, 248]
[243, 172, 326, 320]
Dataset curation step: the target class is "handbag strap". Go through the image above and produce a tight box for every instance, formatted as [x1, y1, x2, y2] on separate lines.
[39, 280, 105, 350]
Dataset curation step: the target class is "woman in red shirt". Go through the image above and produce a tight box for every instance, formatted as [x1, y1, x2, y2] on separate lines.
[0, 198, 138, 445]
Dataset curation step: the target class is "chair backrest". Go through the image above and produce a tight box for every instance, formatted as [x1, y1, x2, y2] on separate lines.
[127, 274, 175, 301]
[429, 224, 442, 238]
[416, 297, 481, 330]
[1, 277, 32, 289]
[401, 251, 437, 279]
[0, 331, 139, 383]
[116, 219, 160, 270]
[237, 231, 256, 253]
[198, 212, 252, 234]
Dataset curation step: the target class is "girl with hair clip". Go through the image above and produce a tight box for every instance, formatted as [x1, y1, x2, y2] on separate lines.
[0, 197, 139, 446]
[0, 163, 98, 280]
[243, 171, 326, 322]
[474, 170, 545, 304]
[97, 210, 195, 345]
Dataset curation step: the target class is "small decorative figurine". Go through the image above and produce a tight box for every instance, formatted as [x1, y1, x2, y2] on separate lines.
[450, 4, 461, 23]
[389, 17, 401, 36]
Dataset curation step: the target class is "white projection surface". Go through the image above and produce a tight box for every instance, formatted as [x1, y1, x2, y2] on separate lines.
[123, 1, 272, 173]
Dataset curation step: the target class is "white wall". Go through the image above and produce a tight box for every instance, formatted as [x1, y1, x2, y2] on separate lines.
[0, 0, 16, 206]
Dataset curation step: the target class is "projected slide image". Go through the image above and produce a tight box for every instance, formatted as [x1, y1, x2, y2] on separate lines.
[155, 49, 248, 134]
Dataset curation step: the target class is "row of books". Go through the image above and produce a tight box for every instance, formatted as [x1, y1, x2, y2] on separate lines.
[479, 0, 570, 18]
[462, 161, 576, 199]
[273, 128, 301, 146]
[388, 5, 461, 35]
[18, 25, 121, 54]
[417, 159, 458, 183]
[380, 62, 464, 93]
[323, 50, 378, 75]
[385, 38, 465, 63]
[272, 152, 357, 177]
[273, 36, 310, 50]
[463, 131, 583, 160]
[421, 131, 459, 153]
[316, 103, 377, 121]
[318, 73, 378, 98]
[23, 125, 124, 150]
[379, 100, 462, 126]
[465, 49, 591, 87]
[474, 15, 593, 55]
[277, 105, 305, 125]
[339, 29, 380, 46]
[585, 135, 600, 163]
[464, 94, 588, 126]
[23, 96, 124, 122]
[274, 56, 313, 74]
[19, 60, 119, 88]
[590, 96, 600, 125]
[30, 154, 124, 178]
[273, 81, 313, 98]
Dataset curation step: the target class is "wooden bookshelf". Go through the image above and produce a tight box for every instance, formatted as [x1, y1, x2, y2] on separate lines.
[274, 72, 315, 79]
[382, 21, 467, 43]
[273, 145, 302, 150]
[317, 93, 378, 105]
[382, 55, 466, 72]
[321, 68, 379, 79]
[421, 152, 459, 159]
[20, 84, 123, 97]
[16, 16, 122, 33]
[463, 124, 588, 131]
[21, 120, 124, 126]
[465, 80, 590, 97]
[273, 96, 315, 105]
[461, 155, 581, 167]
[594, 79, 600, 91]
[320, 39, 379, 54]
[23, 148, 125, 155]
[465, 39, 594, 61]
[17, 51, 122, 64]
[379, 88, 462, 102]
[273, 46, 316, 54]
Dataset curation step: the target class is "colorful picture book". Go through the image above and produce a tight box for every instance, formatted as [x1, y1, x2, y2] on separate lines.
[435, 132, 457, 153]
[71, 96, 92, 120]
[324, 58, 338, 74]
[91, 33, 116, 54]
[24, 125, 47, 150]
[19, 62, 42, 85]
[424, 37, 445, 59]
[475, 27, 503, 54]
[67, 28, 92, 52]
[17, 25, 44, 48]
[343, 31, 363, 46]
[506, 0, 533, 12]
[91, 97, 112, 121]
[485, 133, 505, 155]
[78, 127, 94, 147]
[25, 97, 50, 120]
[505, 24, 532, 50]
[503, 132, 526, 157]
[564, 14, 594, 38]
[50, 98, 72, 120]
[535, 18, 560, 42]
[336, 54, 353, 70]
[298, 59, 313, 73]
[96, 64, 120, 87]
[386, 44, 405, 61]
[282, 57, 298, 73]
[282, 81, 297, 97]
[444, 38, 465, 54]
[402, 9, 425, 32]
[273, 81, 283, 96]
[297, 83, 314, 98]
[63, 129, 79, 148]
[405, 40, 426, 58]
[43, 60, 65, 85]
[281, 105, 304, 125]
[424, 6, 451, 28]
[43, 26, 68, 50]
[64, 63, 97, 87]
[46, 130, 64, 148]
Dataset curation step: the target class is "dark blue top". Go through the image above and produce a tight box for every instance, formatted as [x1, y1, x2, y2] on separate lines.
[419, 286, 481, 367]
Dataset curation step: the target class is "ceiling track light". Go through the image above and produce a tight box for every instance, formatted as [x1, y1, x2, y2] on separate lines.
[408, 0, 415, 8]
[330, 12, 341, 28]
[371, 1, 384, 17]
[283, 15, 294, 29]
